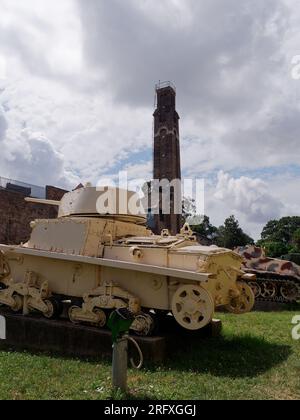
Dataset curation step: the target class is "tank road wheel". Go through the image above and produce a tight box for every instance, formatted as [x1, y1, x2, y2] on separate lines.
[226, 282, 255, 315]
[68, 306, 81, 325]
[43, 298, 62, 320]
[132, 313, 155, 337]
[280, 284, 299, 302]
[93, 309, 107, 328]
[171, 285, 214, 331]
[248, 282, 261, 299]
[260, 281, 277, 299]
[68, 306, 107, 328]
[11, 294, 23, 313]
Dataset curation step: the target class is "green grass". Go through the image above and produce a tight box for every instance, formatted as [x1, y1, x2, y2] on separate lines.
[0, 311, 300, 400]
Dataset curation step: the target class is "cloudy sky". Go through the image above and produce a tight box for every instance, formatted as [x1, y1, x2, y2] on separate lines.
[0, 0, 300, 239]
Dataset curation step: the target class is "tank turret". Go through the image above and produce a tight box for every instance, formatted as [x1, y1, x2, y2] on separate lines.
[0, 186, 255, 335]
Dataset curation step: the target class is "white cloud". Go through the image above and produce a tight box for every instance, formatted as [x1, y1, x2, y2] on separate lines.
[0, 125, 78, 188]
[0, 0, 299, 239]
[0, 75, 151, 187]
[214, 171, 283, 224]
[0, 0, 83, 81]
[124, 161, 152, 183]
[75, 0, 300, 175]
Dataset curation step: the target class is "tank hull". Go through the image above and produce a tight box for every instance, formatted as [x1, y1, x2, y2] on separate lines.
[236, 246, 300, 303]
[0, 244, 241, 311]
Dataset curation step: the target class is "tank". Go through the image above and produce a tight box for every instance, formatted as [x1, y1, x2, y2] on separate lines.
[236, 246, 300, 303]
[281, 253, 300, 266]
[0, 186, 255, 336]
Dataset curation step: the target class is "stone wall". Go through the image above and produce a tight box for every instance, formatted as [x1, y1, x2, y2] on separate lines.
[46, 185, 67, 201]
[0, 186, 67, 245]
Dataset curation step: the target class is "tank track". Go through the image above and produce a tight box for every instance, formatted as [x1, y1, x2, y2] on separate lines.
[248, 276, 300, 304]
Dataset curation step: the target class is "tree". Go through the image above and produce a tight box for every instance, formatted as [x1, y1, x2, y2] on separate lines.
[256, 241, 289, 258]
[291, 228, 300, 252]
[216, 215, 254, 249]
[193, 216, 218, 243]
[259, 217, 300, 257]
[261, 217, 300, 244]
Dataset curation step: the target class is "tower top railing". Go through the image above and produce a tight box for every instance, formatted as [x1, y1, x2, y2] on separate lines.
[0, 176, 46, 198]
[155, 81, 176, 92]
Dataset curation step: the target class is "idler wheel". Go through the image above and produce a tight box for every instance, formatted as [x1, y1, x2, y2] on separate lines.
[132, 313, 155, 336]
[226, 282, 255, 314]
[43, 298, 62, 320]
[172, 285, 214, 331]
[280, 284, 299, 302]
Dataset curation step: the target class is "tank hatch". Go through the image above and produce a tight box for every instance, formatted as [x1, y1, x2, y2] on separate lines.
[117, 236, 181, 246]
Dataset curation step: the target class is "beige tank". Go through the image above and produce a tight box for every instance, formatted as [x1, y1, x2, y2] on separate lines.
[0, 186, 255, 335]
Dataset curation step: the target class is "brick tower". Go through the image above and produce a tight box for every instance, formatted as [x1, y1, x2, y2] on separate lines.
[153, 82, 182, 235]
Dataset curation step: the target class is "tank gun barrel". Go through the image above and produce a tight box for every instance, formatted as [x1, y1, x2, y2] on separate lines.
[25, 197, 60, 206]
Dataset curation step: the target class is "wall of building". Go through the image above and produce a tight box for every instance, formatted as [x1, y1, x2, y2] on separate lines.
[0, 186, 67, 245]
